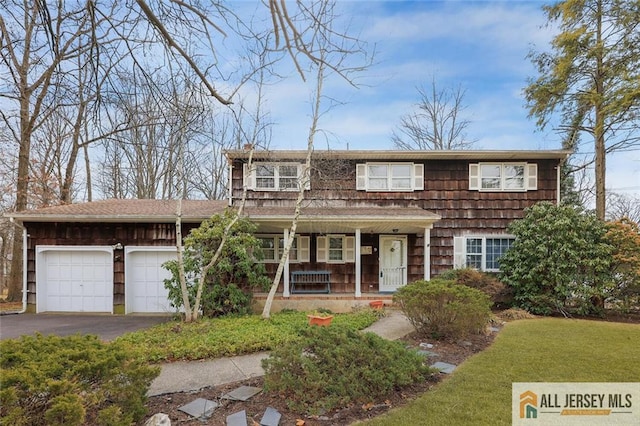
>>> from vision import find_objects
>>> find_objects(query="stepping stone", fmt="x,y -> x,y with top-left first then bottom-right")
260,407 -> 281,426
178,398 -> 218,420
430,362 -> 457,374
490,326 -> 501,332
221,385 -> 262,401
226,410 -> 248,426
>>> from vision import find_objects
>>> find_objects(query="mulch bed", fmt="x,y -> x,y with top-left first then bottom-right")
142,329 -> 498,425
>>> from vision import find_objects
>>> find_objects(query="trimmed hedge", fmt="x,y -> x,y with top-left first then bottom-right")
394,279 -> 492,339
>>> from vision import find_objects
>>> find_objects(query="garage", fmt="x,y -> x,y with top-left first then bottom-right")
36,247 -> 114,313
125,247 -> 177,314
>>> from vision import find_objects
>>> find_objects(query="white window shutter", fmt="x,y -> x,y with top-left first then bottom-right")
453,236 -> 466,269
299,236 -> 310,262
316,236 -> 327,262
413,163 -> 424,190
469,164 -> 479,190
243,163 -> 255,190
356,164 -> 367,190
526,163 -> 538,190
345,236 -> 355,262
298,164 -> 311,190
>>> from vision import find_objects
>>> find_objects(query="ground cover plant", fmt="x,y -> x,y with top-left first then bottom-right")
0,334 -> 159,426
362,318 -> 640,426
262,326 -> 433,415
115,309 -> 380,363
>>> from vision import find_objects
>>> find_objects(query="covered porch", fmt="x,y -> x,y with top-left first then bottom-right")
244,203 -> 441,303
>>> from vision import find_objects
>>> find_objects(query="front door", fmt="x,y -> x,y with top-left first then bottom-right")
379,235 -> 407,292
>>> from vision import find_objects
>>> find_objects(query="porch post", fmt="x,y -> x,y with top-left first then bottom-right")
424,227 -> 431,281
283,228 -> 291,297
355,228 -> 362,297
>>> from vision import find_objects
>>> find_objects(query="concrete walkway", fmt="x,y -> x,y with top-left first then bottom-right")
148,310 -> 414,396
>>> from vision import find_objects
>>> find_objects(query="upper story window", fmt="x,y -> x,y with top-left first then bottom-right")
257,235 -> 310,263
245,162 -> 310,191
469,163 -> 537,192
356,163 -> 424,192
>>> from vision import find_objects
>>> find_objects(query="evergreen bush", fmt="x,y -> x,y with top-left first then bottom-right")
262,326 -> 431,415
394,279 -> 492,339
0,334 -> 159,426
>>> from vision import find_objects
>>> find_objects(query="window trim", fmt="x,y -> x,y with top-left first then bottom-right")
244,162 -> 310,192
356,162 -> 424,192
469,162 -> 537,192
453,235 -> 515,272
317,234 -> 356,264
256,234 -> 310,263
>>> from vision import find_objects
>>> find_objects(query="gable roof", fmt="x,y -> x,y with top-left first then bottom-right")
225,149 -> 572,161
7,199 -> 228,223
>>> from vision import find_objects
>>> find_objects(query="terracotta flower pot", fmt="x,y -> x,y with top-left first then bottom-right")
369,300 -> 384,309
307,314 -> 334,326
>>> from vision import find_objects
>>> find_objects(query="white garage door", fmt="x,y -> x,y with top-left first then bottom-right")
37,248 -> 113,313
125,248 -> 177,314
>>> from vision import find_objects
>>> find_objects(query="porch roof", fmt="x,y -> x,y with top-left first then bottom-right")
244,205 -> 440,234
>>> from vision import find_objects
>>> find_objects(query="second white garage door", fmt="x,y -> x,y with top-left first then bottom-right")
125,247 -> 177,314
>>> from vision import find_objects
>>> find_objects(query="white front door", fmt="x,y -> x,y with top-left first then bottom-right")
379,235 -> 407,292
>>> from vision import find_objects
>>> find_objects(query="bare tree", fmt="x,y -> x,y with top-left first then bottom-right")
261,0 -> 371,318
607,193 -> 640,224
392,78 -> 475,150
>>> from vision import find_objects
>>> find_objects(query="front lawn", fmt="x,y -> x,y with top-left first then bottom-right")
116,309 -> 380,363
363,318 -> 640,425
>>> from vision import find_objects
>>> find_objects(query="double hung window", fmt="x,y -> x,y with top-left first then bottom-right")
454,236 -> 515,272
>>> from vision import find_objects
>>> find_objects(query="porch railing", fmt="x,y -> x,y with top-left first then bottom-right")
381,266 -> 406,289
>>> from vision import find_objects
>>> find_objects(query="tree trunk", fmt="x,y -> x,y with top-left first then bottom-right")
594,0 -> 606,220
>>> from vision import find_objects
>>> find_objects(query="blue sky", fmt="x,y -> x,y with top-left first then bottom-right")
254,0 -> 639,198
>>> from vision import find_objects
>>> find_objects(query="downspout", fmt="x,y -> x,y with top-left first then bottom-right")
8,217 -> 28,314
556,162 -> 561,206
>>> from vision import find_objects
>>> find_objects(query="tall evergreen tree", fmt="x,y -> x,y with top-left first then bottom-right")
525,0 -> 640,219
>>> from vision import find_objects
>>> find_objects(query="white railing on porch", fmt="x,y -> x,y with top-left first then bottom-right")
381,266 -> 406,290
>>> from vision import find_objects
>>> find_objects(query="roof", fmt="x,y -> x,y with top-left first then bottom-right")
7,199 -> 228,223
225,149 -> 572,161
6,199 -> 440,234
244,205 -> 440,234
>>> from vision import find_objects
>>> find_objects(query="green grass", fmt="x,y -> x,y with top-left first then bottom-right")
362,318 -> 640,426
115,309 -> 380,363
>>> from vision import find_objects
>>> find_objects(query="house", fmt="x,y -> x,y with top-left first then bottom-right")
8,149 -> 570,314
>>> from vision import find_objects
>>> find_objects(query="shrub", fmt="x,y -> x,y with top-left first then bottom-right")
438,268 -> 513,308
499,202 -> 613,316
262,326 -> 431,415
394,279 -> 492,339
0,334 -> 159,426
163,209 -> 271,318
604,218 -> 640,313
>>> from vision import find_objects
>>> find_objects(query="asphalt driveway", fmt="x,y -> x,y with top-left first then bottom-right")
0,313 -> 172,341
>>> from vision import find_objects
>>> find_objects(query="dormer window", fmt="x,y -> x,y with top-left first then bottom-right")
356,162 -> 424,192
245,162 -> 310,191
